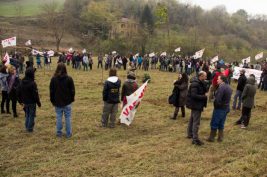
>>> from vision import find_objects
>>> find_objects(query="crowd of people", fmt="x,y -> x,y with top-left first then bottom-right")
0,50 -> 267,144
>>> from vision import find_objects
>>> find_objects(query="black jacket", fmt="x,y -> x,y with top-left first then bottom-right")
237,74 -> 247,91
17,78 -> 41,106
50,75 -> 75,107
186,78 -> 207,111
103,76 -> 121,104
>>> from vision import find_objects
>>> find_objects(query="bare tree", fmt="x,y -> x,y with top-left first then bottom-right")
40,0 -> 65,51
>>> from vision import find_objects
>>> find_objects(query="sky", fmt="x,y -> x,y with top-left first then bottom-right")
179,0 -> 267,15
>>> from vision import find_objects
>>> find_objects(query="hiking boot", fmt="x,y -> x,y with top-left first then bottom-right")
206,129 -> 217,142
170,113 -> 178,120
192,139 -> 204,146
240,124 -> 247,129
217,130 -> 224,142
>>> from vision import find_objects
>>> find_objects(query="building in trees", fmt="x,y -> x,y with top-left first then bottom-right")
109,18 -> 139,39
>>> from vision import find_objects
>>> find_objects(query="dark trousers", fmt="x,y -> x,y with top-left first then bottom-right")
123,64 -> 127,70
101,102 -> 118,127
97,62 -> 103,68
89,64 -> 93,70
187,110 -> 202,140
24,104 -> 36,131
237,107 -> 252,126
10,97 -> 17,115
174,106 -> 185,117
1,91 -> 10,112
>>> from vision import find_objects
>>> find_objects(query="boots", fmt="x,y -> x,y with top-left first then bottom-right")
218,129 -> 224,142
170,113 -> 178,120
206,129 -> 217,142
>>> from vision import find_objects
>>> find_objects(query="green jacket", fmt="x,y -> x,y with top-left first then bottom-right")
242,77 -> 257,108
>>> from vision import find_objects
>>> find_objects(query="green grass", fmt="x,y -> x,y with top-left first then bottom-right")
0,59 -> 267,176
0,0 -> 65,17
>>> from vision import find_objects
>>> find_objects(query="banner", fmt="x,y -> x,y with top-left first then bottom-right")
255,52 -> 263,60
210,56 -> 219,63
193,48 -> 205,59
242,56 -> 251,63
2,52 -> 10,65
25,40 -> 31,46
32,49 -> 43,56
174,47 -> 181,52
119,81 -> 149,126
47,50 -> 54,57
232,67 -> 262,84
1,37 -> 16,48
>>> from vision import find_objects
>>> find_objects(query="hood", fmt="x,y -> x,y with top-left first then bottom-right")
190,76 -> 199,83
247,77 -> 256,85
107,76 -> 119,83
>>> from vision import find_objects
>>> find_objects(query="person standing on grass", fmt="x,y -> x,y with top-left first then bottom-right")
101,68 -> 121,128
121,71 -> 138,107
0,66 -> 10,114
170,73 -> 189,119
207,75 -> 232,142
232,69 -> 247,110
17,68 -> 41,132
50,63 -> 75,138
82,53 -> 89,71
36,53 -> 42,69
235,75 -> 257,128
186,71 -> 208,146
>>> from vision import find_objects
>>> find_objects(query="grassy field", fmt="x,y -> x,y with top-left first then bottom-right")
0,59 -> 267,176
0,0 -> 65,17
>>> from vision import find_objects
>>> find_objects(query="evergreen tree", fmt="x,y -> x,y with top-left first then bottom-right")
140,4 -> 154,34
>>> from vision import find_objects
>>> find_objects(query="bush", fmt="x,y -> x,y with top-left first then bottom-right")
142,73 -> 151,83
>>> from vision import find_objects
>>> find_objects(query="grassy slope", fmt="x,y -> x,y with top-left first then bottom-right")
0,0 -> 65,17
0,59 -> 267,176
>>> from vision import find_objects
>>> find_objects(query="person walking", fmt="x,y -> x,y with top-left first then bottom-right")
207,75 -> 232,142
235,75 -> 257,128
232,69 -> 247,110
49,63 -> 75,138
186,71 -> 208,146
101,68 -> 121,128
170,73 -> 189,119
17,68 -> 41,132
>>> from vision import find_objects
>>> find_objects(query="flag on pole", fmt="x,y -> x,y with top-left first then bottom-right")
174,47 -> 181,52
1,37 -> 16,48
255,52 -> 263,60
193,48 -> 205,59
82,49 -> 86,54
68,47 -> 73,52
47,50 -> 55,57
242,56 -> 251,63
112,51 -> 117,55
160,52 -> 167,56
119,80 -> 149,126
3,52 -> 10,66
25,40 -> 31,46
149,52 -> 155,57
32,49 -> 43,56
210,56 -> 219,63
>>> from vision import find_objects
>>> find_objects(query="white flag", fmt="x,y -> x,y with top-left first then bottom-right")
255,52 -> 263,60
160,52 -> 167,56
3,52 -> 10,66
135,53 -> 139,57
68,47 -> 73,52
211,56 -> 219,63
112,51 -> 117,55
82,49 -> 86,54
149,52 -> 155,57
119,81 -> 149,126
1,37 -> 16,48
242,56 -> 251,63
174,47 -> 181,52
25,40 -> 31,46
194,48 -> 205,59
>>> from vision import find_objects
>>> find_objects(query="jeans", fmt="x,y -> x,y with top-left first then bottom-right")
25,104 -> 36,132
55,104 -> 72,137
232,90 -> 242,109
187,110 -> 202,140
210,109 -> 227,130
